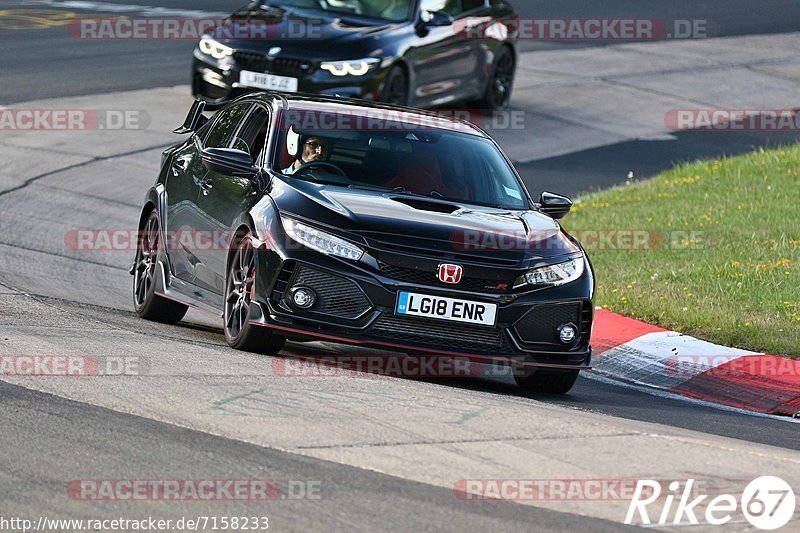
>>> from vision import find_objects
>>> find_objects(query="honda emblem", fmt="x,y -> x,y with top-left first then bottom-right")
437,263 -> 463,284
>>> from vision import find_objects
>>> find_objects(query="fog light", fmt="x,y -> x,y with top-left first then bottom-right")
558,323 -> 578,344
290,287 -> 316,309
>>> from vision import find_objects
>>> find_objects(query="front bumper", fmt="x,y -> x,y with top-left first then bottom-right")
248,242 -> 593,370
192,51 -> 386,103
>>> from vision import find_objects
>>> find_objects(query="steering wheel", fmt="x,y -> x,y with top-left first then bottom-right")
294,161 -> 349,181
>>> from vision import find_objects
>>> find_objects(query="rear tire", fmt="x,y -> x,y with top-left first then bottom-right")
514,368 -> 579,394
223,231 -> 286,355
132,210 -> 188,324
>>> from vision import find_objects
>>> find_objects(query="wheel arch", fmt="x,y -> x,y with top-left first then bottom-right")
137,200 -> 156,229
137,186 -> 166,229
226,221 -> 255,272
496,42 -> 516,76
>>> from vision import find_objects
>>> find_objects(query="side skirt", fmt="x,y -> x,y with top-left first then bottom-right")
153,260 -> 224,318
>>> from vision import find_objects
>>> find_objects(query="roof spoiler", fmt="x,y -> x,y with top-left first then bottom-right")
173,99 -> 227,134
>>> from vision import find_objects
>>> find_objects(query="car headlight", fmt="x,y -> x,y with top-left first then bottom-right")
320,58 -> 380,77
283,218 -> 364,261
199,37 -> 233,60
523,257 -> 584,287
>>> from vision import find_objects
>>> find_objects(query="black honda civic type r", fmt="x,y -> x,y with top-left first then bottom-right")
132,93 -> 594,393
192,0 -> 517,109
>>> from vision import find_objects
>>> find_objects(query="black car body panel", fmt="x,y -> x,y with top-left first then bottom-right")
192,0 -> 518,108
135,93 -> 594,372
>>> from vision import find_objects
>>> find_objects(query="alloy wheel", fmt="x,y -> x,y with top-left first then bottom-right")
489,53 -> 514,110
225,237 -> 256,340
134,214 -> 159,307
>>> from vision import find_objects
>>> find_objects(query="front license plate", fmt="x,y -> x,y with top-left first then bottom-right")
395,291 -> 497,326
239,70 -> 298,92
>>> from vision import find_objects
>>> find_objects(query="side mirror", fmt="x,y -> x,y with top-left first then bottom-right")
201,147 -> 259,179
416,10 -> 454,35
539,191 -> 572,220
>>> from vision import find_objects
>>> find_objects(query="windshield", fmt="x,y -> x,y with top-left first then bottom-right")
273,110 -> 531,210
264,0 -> 415,22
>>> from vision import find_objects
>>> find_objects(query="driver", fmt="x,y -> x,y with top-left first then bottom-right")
282,131 -> 329,175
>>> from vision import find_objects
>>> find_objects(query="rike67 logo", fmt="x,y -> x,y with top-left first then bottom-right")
626,476 -> 796,530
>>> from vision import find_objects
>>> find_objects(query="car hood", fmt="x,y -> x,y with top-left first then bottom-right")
272,181 -> 582,264
210,3 -> 400,55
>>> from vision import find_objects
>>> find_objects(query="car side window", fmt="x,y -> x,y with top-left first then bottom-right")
233,105 -> 271,166
202,103 -> 252,149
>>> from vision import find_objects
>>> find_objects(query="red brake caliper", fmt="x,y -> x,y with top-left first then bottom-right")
249,267 -> 256,300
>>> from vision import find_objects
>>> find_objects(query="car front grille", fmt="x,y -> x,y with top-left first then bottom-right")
378,261 -> 516,293
233,52 -> 312,77
513,301 -> 587,348
370,314 -> 505,352
289,266 -> 372,319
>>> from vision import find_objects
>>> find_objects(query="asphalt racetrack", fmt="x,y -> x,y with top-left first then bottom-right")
1,1 -> 799,531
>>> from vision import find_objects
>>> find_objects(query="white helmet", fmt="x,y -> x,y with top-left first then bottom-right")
286,126 -> 301,158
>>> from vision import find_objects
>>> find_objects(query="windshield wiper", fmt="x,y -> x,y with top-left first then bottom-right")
392,187 -> 450,201
346,183 -> 390,192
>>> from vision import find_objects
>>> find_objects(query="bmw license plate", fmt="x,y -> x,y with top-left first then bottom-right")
239,70 -> 298,92
395,291 -> 497,326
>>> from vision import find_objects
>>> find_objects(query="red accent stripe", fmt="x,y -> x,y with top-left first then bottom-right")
250,321 -> 591,370
591,309 -> 666,355
670,355 -> 800,416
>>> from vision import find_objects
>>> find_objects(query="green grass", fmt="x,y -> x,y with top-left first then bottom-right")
562,145 -> 800,357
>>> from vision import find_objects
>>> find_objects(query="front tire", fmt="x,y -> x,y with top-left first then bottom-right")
380,66 -> 409,106
475,47 -> 515,111
133,210 -> 188,324
514,367 -> 579,394
224,232 -> 286,354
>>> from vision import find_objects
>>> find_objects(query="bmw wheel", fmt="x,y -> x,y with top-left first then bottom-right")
133,210 -> 188,324
476,47 -> 515,111
224,231 -> 286,354
380,66 -> 409,106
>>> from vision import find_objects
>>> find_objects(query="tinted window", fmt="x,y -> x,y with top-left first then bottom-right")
270,0 -> 414,22
232,106 -> 271,164
203,103 -> 251,149
274,110 -> 529,210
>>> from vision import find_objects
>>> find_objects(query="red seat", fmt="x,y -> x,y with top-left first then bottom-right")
384,151 -> 470,200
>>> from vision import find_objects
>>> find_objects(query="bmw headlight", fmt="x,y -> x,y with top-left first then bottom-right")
522,257 -> 584,287
320,58 -> 380,77
199,37 -> 233,60
283,218 -> 364,261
